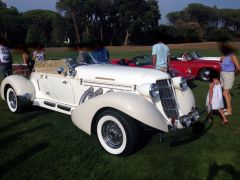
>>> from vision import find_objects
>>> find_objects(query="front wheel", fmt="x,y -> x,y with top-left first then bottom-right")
96,109 -> 139,156
199,68 -> 211,81
6,87 -> 24,112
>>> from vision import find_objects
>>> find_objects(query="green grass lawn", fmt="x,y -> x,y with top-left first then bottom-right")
1,46 -> 240,179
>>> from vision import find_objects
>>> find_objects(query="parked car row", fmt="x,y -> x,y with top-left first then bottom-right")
112,52 -> 221,82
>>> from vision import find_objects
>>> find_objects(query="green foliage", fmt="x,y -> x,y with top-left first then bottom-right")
206,29 -> 233,41
167,3 -> 240,41
56,0 -> 160,45
25,25 -> 46,45
0,0 -> 6,8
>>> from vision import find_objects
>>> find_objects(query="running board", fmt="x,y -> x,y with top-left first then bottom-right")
43,101 -> 72,112
57,104 -> 71,112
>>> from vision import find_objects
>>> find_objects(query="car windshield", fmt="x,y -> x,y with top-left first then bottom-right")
192,52 -> 202,58
69,51 -> 109,67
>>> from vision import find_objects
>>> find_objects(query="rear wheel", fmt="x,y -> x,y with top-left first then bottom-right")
96,109 -> 139,156
6,87 -> 24,112
199,68 -> 211,81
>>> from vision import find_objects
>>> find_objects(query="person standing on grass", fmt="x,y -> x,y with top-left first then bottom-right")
33,45 -> 45,61
152,36 -> 170,73
219,42 -> 240,116
22,46 -> 34,70
0,37 -> 12,81
206,72 -> 228,124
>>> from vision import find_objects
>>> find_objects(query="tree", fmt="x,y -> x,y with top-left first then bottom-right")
56,0 -> 85,42
23,10 -> 64,46
0,0 -> 6,8
25,25 -> 46,45
112,0 -> 160,45
0,5 -> 25,46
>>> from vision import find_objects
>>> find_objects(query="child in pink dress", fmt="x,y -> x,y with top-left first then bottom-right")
206,72 -> 228,124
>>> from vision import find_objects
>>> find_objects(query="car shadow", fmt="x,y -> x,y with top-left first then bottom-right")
135,109 -> 212,153
0,124 -> 52,150
206,162 -> 240,180
0,142 -> 49,176
169,109 -> 212,147
188,81 -> 198,89
0,110 -> 51,134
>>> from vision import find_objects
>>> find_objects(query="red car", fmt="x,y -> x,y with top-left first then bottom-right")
111,55 -> 195,81
170,52 -> 221,81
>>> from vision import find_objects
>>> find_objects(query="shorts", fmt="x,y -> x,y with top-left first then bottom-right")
220,71 -> 235,89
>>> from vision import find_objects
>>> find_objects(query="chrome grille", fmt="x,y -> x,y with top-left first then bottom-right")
156,79 -> 179,119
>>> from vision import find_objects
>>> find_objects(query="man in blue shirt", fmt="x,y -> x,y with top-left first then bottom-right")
91,40 -> 109,63
152,38 -> 170,72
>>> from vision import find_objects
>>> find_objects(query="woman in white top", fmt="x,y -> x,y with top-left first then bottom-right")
206,72 -> 228,124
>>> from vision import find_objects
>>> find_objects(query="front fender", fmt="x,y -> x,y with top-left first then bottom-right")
71,92 -> 169,135
0,75 -> 35,101
175,88 -> 195,115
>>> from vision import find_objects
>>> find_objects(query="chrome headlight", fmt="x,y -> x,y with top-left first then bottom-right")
149,83 -> 159,98
189,110 -> 200,122
179,115 -> 192,127
180,77 -> 188,91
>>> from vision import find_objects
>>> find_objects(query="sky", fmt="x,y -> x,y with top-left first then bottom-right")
2,0 -> 240,24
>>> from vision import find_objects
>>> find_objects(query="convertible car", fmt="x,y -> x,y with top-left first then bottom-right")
1,57 -> 199,156
190,52 -> 221,61
170,52 -> 221,81
111,55 -> 195,81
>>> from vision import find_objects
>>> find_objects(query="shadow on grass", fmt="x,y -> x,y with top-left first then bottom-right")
207,162 -> 240,180
0,142 -> 49,176
188,81 -> 198,89
169,110 -> 213,147
0,109 -> 51,134
0,124 -> 52,149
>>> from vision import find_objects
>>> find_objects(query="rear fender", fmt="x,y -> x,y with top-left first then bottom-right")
71,92 -> 169,135
0,75 -> 35,101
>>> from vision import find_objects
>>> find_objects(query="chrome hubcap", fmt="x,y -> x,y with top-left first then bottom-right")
202,71 -> 210,81
8,91 -> 17,109
102,121 -> 123,149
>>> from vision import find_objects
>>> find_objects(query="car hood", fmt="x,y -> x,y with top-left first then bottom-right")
75,64 -> 170,86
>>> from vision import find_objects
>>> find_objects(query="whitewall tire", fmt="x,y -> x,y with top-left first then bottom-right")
96,110 -> 139,156
6,87 -> 24,113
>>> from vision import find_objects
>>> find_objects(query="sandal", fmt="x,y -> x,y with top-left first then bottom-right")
224,112 -> 232,116
222,121 -> 228,125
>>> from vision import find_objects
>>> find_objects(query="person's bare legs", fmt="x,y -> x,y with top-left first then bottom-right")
223,89 -> 232,114
218,109 -> 228,124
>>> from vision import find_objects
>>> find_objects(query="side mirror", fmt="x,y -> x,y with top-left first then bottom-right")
57,67 -> 64,74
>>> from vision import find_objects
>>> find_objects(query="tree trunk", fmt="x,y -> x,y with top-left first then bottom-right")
100,25 -> 103,41
86,26 -> 90,35
123,29 -> 131,46
72,12 -> 80,42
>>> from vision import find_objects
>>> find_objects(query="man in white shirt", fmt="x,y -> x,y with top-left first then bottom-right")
152,38 -> 170,72
0,37 -> 12,81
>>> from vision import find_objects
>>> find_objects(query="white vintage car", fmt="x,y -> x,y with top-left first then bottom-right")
0,58 -> 199,156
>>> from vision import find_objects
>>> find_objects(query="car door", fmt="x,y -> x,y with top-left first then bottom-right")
46,74 -> 75,105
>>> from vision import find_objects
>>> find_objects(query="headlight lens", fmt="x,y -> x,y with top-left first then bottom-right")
179,115 -> 192,127
189,110 -> 200,122
180,77 -> 188,91
149,83 -> 159,98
